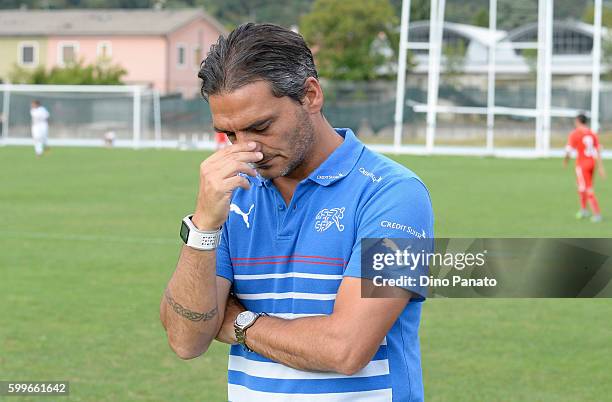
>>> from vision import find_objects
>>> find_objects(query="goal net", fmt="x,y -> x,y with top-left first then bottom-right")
0,84 -> 160,148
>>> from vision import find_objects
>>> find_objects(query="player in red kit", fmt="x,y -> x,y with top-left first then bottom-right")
564,114 -> 606,222
215,131 -> 229,150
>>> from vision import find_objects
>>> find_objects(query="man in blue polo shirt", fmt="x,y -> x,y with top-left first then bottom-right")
160,23 -> 433,402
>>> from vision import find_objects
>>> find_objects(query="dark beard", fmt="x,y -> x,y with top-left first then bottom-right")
279,109 -> 316,177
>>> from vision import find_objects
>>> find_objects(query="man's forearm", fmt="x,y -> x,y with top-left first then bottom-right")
160,245 -> 220,359
244,315 -> 367,375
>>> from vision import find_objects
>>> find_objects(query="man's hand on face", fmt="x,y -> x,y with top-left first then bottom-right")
215,294 -> 246,345
193,141 -> 263,230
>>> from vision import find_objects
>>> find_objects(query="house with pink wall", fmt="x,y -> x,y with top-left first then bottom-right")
0,9 -> 227,97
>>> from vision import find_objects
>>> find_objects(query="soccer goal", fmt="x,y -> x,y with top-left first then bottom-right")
0,84 -> 161,148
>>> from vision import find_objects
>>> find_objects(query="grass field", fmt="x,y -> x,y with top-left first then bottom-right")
1,146 -> 611,401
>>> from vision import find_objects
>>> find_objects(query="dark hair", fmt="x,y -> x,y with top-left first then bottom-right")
198,23 -> 318,103
32,100 -> 40,106
576,113 -> 588,124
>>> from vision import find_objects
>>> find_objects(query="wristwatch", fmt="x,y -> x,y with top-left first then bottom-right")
179,214 -> 221,251
234,311 -> 266,352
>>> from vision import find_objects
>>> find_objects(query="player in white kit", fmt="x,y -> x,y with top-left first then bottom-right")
30,100 -> 50,157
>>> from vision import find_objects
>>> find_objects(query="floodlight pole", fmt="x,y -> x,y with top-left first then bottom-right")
542,0 -> 553,155
1,83 -> 10,141
393,0 -> 412,152
486,0 -> 497,153
591,0 -> 603,133
425,0 -> 446,153
536,0 -> 543,152
535,0 -> 553,155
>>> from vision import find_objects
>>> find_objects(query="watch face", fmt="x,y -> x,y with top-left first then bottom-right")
180,220 -> 190,243
236,311 -> 257,327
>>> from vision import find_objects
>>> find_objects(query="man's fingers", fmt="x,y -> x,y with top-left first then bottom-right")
217,141 -> 258,157
204,144 -> 263,167
223,151 -> 265,164
202,151 -> 263,174
214,160 -> 258,179
223,175 -> 251,192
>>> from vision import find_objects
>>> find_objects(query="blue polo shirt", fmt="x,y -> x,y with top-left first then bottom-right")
216,128 -> 433,402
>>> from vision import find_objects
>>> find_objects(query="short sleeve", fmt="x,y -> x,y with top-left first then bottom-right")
216,224 -> 234,283
344,176 -> 434,298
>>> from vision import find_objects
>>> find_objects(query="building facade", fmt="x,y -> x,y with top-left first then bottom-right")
0,9 -> 227,97
405,20 -> 610,78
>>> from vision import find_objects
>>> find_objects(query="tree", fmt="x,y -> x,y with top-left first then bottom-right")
582,4 -> 612,27
300,0 -> 398,81
442,40 -> 466,81
472,8 -> 488,28
388,0 -> 430,22
197,0 -> 313,28
9,58 -> 126,85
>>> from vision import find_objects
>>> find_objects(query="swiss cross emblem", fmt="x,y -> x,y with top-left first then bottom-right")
315,207 -> 345,232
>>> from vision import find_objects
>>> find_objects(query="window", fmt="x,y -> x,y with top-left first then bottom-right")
553,29 -> 592,55
62,45 -> 75,63
97,41 -> 112,58
177,44 -> 186,68
58,41 -> 79,65
193,45 -> 202,69
510,26 -> 593,56
18,42 -> 38,66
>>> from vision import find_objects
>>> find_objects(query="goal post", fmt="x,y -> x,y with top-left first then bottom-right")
0,84 -> 161,148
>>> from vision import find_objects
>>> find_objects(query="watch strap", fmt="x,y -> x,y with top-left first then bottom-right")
235,312 -> 268,352
181,214 -> 221,251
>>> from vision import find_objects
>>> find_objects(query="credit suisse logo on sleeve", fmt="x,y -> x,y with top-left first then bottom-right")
381,219 -> 426,239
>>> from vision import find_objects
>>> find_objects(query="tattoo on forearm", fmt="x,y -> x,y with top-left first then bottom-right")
165,289 -> 218,322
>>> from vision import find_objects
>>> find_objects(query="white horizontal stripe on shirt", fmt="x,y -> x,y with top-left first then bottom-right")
228,355 -> 389,380
235,292 -> 337,301
228,384 -> 392,402
234,272 -> 343,280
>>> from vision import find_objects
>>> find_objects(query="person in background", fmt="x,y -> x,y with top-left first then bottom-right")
30,100 -> 50,157
214,131 -> 229,150
564,113 -> 606,222
104,131 -> 116,148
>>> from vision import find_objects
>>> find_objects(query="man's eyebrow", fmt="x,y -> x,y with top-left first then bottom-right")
214,117 -> 274,134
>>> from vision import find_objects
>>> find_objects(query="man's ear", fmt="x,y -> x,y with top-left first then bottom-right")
302,77 -> 324,115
